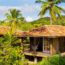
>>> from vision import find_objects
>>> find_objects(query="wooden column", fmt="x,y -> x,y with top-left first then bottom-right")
50,43 -> 53,55
43,37 -> 45,53
34,57 -> 37,63
50,38 -> 59,55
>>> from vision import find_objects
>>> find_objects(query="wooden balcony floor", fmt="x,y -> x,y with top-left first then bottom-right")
24,51 -> 51,57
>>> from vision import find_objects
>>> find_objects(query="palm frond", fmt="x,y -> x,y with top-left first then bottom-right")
39,2 -> 50,17
55,5 -> 65,13
5,13 -> 12,20
53,5 -> 65,17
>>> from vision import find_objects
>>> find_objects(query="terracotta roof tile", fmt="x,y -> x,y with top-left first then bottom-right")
0,26 -> 26,37
27,25 -> 65,37
0,25 -> 65,37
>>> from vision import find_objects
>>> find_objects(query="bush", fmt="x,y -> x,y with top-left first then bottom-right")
0,34 -> 28,65
38,54 -> 65,65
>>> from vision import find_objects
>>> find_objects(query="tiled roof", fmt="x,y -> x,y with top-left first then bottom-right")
0,25 -> 65,37
27,25 -> 65,37
0,26 -> 26,37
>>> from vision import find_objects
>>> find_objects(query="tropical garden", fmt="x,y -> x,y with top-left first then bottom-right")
0,0 -> 65,65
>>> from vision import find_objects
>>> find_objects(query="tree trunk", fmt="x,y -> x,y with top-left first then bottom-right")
50,17 -> 53,25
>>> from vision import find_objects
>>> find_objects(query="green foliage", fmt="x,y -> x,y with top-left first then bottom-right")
31,17 -> 50,25
59,55 -> 65,65
6,9 -> 24,20
36,0 -> 65,24
5,9 -> 25,34
20,22 -> 33,31
0,34 -> 28,65
38,55 -> 65,65
0,16 -> 65,31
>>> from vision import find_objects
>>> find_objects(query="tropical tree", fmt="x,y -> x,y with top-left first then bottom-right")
6,9 -> 24,34
0,32 -> 28,65
36,0 -> 65,24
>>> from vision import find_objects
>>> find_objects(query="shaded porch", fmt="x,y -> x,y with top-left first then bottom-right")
21,37 -> 65,56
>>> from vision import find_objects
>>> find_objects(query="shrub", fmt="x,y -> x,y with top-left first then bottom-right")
0,34 -> 28,65
38,54 -> 65,65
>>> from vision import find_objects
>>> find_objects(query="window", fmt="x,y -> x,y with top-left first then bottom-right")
43,38 -> 51,53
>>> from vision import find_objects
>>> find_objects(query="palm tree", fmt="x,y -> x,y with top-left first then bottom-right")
6,9 -> 24,34
36,0 -> 65,24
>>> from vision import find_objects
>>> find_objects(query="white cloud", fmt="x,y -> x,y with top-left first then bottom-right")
0,4 -> 40,14
25,16 -> 39,22
21,4 -> 40,13
0,4 -> 40,20
25,16 -> 34,22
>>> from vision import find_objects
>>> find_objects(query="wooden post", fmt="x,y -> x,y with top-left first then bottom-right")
34,57 -> 37,63
43,37 -> 44,53
50,38 -> 59,55
50,43 -> 53,55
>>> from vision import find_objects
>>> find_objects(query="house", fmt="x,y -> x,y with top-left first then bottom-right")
1,25 -> 65,62
20,25 -> 65,62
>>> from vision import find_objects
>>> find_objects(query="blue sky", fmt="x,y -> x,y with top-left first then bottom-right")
0,0 -> 65,21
